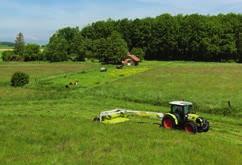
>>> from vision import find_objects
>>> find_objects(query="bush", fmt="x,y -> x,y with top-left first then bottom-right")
131,48 -> 145,60
23,44 -> 41,61
11,72 -> 30,87
2,51 -> 15,61
2,51 -> 25,62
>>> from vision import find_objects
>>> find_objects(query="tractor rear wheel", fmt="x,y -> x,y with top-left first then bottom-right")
162,116 -> 175,129
184,122 -> 197,134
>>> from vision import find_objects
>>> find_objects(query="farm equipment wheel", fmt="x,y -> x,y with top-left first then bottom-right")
162,116 -> 175,129
93,116 -> 100,122
184,122 -> 197,134
202,119 -> 209,132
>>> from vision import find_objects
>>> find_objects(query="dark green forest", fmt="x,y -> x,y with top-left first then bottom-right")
2,13 -> 242,63
81,13 -> 242,62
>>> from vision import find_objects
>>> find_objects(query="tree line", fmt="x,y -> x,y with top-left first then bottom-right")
82,13 -> 242,62
0,42 -> 14,47
2,13 -> 242,63
2,32 -> 44,62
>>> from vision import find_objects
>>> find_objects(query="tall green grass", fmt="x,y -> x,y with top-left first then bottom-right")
0,96 -> 241,164
0,61 -> 241,164
88,62 -> 242,116
0,62 -> 94,102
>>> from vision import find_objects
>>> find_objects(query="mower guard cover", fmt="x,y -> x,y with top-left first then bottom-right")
95,108 -> 164,124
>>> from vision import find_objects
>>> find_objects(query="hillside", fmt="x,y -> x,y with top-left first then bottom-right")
0,61 -> 241,164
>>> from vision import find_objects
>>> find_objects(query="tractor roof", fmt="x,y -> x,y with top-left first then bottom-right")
169,101 -> 192,106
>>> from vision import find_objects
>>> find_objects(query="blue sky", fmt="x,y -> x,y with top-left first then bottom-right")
0,0 -> 242,44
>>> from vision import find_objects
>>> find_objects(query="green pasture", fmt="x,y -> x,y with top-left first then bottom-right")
0,61 -> 241,164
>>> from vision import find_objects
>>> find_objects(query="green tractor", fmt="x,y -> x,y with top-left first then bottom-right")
162,101 -> 209,133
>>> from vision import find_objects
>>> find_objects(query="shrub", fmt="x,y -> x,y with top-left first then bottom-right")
11,72 -> 30,87
23,44 -> 41,61
2,51 -> 15,61
2,51 -> 25,62
37,52 -> 47,61
131,48 -> 145,60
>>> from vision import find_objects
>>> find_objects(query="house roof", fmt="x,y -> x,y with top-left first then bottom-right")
127,53 -> 140,62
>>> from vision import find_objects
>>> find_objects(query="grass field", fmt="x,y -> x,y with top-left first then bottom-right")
0,61 -> 241,164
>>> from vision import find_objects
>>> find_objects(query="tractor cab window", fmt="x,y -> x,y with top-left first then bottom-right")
184,105 -> 192,114
171,105 -> 183,114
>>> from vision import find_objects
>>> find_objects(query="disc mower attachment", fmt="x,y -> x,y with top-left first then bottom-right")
94,108 -> 164,124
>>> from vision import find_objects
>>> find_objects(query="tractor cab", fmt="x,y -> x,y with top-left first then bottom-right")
169,101 -> 193,115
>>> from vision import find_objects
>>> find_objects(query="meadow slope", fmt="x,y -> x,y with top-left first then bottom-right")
0,61 -> 241,164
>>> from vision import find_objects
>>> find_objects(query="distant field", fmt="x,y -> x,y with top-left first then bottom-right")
0,48 -> 13,51
0,61 -> 241,164
0,44 -> 13,49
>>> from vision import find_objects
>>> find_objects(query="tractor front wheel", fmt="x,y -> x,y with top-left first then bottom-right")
201,119 -> 209,132
184,122 -> 197,134
162,116 -> 175,129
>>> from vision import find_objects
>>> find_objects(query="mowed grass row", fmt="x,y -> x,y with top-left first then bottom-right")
37,64 -> 150,90
0,62 -> 241,164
